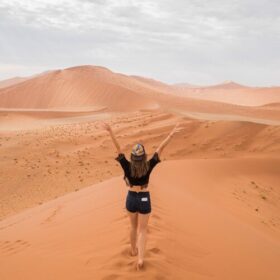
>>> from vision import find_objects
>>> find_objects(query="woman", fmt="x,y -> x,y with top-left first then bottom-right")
103,122 -> 182,270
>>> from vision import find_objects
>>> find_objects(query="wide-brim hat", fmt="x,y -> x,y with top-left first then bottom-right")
131,143 -> 146,161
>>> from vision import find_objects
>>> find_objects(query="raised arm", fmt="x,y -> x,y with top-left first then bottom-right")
155,122 -> 182,157
102,122 -> 123,154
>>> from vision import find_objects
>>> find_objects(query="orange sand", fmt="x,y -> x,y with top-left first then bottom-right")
173,81 -> 280,106
0,65 -> 279,279
0,77 -> 29,89
0,158 -> 279,279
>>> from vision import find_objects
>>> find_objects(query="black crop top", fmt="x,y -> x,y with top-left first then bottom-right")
115,152 -> 161,187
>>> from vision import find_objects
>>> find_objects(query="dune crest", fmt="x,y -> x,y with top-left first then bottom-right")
1,65 -> 280,111
0,77 -> 29,89
0,66 -> 158,111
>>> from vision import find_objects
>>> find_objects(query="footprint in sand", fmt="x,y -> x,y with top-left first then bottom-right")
41,206 -> 62,225
120,247 -> 134,258
152,213 -> 161,220
0,240 -> 30,256
102,274 -> 121,280
149,247 -> 161,254
113,258 -> 135,269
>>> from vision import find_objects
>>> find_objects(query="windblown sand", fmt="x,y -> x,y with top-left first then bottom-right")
0,66 -> 279,279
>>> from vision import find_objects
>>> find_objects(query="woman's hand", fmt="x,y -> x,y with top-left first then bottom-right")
155,122 -> 184,156
170,122 -> 183,137
100,121 -> 122,154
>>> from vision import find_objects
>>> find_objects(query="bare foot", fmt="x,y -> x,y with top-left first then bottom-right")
130,247 -> 138,256
136,259 -> 144,271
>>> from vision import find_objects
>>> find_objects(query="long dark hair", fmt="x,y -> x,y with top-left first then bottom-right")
130,153 -> 150,178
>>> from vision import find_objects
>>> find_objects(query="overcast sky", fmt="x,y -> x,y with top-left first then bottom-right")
0,0 -> 279,86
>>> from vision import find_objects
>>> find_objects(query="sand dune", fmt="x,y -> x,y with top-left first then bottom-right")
195,80 -> 247,89
261,102 -> 280,110
0,65 -> 280,279
1,110 -> 279,220
0,66 -> 279,120
0,77 -> 29,89
173,82 -> 280,106
127,76 -> 280,106
0,108 -> 109,131
0,66 -> 158,111
0,158 -> 279,280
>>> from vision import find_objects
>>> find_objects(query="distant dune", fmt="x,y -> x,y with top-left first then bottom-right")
0,65 -> 279,122
261,102 -> 280,109
0,66 -> 158,111
0,77 -> 29,89
173,81 -> 280,106
175,80 -> 247,89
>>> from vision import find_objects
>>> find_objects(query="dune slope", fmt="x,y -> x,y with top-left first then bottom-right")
0,66 -> 158,111
0,65 -> 279,123
1,110 -> 280,220
0,158 -> 279,280
173,82 -> 280,106
0,77 -> 29,89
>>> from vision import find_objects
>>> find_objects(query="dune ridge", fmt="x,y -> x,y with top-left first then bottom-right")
173,82 -> 280,106
0,77 -> 29,89
0,66 -> 280,119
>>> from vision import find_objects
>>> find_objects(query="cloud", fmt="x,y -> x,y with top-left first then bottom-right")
0,0 -> 279,85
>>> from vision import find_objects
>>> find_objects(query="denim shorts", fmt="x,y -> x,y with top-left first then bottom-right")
126,190 -> 151,214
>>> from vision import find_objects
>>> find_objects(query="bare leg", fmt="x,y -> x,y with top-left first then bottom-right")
137,213 -> 150,270
127,211 -> 138,256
